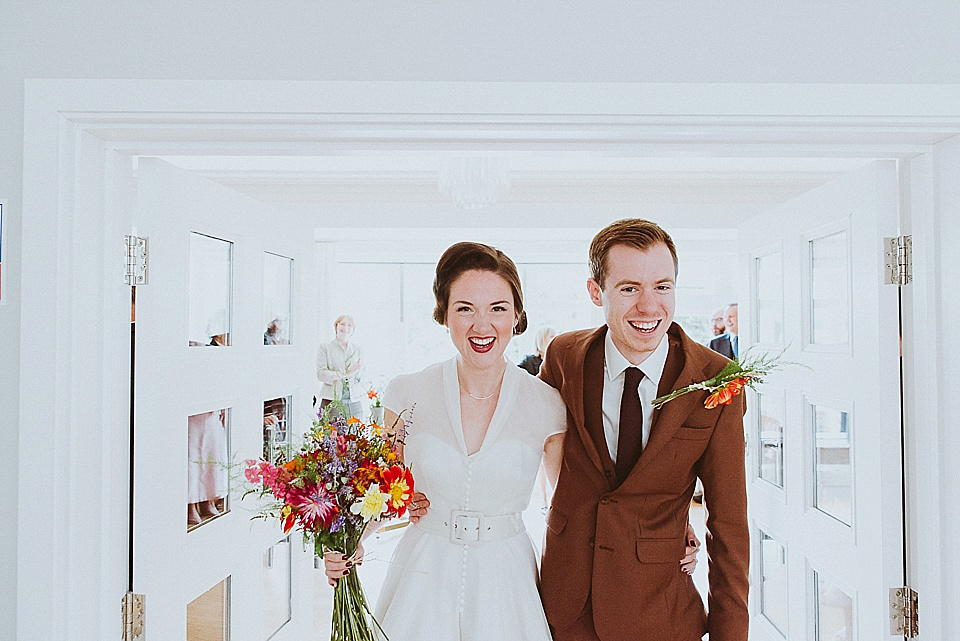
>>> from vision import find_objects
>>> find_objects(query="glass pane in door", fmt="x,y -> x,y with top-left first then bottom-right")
759,530 -> 787,636
814,571 -> 854,641
810,402 -> 853,526
188,408 -> 231,530
757,391 -> 785,488
263,397 -> 292,464
755,251 -> 784,345
189,233 -> 233,347
263,252 -> 293,345
808,231 -> 850,347
262,538 -> 292,638
188,577 -> 230,641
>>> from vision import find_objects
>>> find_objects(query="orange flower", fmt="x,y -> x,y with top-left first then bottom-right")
367,389 -> 378,400
352,462 -> 381,496
704,379 -> 747,409
283,458 -> 304,473
347,417 -> 362,425
704,389 -> 727,409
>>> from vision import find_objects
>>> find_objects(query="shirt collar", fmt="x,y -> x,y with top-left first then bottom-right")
604,328 -> 669,388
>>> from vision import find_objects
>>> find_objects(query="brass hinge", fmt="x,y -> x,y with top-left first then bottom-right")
889,586 -> 919,638
121,592 -> 145,641
883,235 -> 912,285
124,235 -> 148,286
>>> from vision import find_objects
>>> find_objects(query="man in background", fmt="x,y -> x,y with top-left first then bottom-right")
709,303 -> 738,360
709,307 -> 726,338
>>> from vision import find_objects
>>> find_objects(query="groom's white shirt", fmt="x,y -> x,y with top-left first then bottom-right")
601,330 -> 669,463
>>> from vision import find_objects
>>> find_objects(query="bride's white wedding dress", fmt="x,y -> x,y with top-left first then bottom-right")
375,357 -> 566,641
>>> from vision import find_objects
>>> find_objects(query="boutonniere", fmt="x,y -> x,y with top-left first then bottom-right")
652,349 -> 787,410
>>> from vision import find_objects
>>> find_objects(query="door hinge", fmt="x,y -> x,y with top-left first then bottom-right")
121,591 -> 145,641
124,235 -> 148,286
884,235 -> 912,285
889,586 -> 919,638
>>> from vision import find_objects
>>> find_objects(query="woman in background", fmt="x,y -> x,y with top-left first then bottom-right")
316,314 -> 364,418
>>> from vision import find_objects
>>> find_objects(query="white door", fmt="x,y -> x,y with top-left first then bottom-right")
739,161 -> 904,641
133,158 -> 317,640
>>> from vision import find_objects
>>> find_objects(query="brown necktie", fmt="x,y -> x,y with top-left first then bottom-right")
615,367 -> 644,485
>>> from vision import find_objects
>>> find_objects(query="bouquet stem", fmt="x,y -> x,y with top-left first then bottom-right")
319,539 -> 387,641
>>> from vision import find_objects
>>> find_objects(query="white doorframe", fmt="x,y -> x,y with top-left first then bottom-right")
18,80 -> 960,641
900,136 -> 960,641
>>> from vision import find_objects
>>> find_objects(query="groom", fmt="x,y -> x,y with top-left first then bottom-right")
538,219 -> 749,641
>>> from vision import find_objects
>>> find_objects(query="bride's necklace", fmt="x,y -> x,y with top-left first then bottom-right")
465,389 -> 497,401
460,369 -> 505,401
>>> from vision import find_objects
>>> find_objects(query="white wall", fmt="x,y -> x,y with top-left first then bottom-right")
3,3 -> 960,639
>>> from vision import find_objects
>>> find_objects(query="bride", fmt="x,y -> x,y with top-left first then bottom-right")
325,241 -> 696,640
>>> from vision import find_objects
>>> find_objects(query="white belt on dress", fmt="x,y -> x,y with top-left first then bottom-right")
416,509 -> 525,545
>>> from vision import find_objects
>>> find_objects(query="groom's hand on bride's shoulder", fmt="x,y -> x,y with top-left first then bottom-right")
408,492 -> 430,523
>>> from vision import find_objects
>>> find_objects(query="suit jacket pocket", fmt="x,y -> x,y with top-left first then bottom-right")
546,505 -> 568,535
635,537 -> 684,564
673,425 -> 713,440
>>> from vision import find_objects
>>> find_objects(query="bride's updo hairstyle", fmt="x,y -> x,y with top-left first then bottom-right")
433,242 -> 528,335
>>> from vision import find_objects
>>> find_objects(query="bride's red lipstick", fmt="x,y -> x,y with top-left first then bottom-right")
469,337 -> 495,353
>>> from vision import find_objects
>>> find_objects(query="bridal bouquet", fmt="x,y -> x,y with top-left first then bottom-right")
245,404 -> 414,641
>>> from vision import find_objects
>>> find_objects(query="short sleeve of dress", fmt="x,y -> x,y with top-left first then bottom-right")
524,378 -> 567,447
543,387 -> 567,441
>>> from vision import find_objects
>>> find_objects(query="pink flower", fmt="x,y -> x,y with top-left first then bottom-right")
289,484 -> 339,531
244,465 -> 262,483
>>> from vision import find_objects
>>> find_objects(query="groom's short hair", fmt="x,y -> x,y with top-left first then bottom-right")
432,241 -> 528,335
589,219 -> 679,288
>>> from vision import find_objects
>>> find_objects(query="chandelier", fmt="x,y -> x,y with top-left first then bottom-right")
437,158 -> 511,210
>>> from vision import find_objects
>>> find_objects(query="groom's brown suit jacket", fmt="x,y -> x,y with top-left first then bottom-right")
539,323 -> 749,641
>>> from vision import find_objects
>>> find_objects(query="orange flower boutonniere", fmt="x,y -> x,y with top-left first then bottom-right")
653,350 -> 787,410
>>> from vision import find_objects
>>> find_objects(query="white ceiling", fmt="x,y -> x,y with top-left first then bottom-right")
157,154 -> 877,225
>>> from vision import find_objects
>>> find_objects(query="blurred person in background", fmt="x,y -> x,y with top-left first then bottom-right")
316,314 -> 364,417
518,326 -> 556,375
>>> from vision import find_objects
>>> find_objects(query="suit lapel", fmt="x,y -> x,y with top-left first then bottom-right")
566,327 -> 609,479
583,332 -> 616,486
629,325 -> 709,478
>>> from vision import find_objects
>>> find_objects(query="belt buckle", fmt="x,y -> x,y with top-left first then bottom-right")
450,510 -> 484,545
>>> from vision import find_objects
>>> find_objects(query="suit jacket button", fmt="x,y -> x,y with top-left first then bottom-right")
588,536 -> 595,548
599,497 -> 610,505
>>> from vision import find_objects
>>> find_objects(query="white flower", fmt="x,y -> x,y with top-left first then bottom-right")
350,484 -> 390,521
